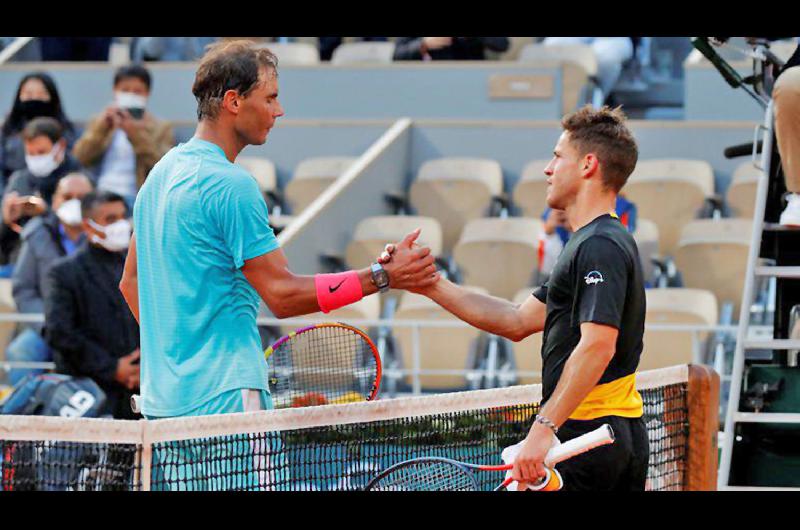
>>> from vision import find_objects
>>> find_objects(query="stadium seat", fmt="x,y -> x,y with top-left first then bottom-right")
285,157 -> 357,214
512,160 -> 550,218
633,218 -> 660,284
510,288 -> 543,384
641,288 -> 718,369
726,161 -> 760,218
518,43 -> 599,114
410,158 -> 504,254
236,156 -> 293,230
345,215 -> 443,270
452,217 -> 542,300
624,159 -> 715,257
331,42 -> 396,65
257,42 -> 320,65
392,287 -> 487,390
674,218 -> 752,317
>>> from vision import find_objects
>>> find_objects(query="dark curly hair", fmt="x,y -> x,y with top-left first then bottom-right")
561,105 -> 638,193
192,40 -> 278,121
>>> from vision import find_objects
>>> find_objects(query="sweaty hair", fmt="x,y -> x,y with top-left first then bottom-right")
81,190 -> 127,219
192,40 -> 279,121
113,63 -> 152,90
22,116 -> 63,144
561,105 -> 638,193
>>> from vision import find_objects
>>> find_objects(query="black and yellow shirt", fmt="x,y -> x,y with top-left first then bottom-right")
532,213 -> 645,420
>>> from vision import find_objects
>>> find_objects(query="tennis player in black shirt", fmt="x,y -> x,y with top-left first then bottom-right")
379,105 -> 647,491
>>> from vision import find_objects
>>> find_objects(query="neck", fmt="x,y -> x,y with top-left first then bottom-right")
194,119 -> 245,163
565,185 -> 617,232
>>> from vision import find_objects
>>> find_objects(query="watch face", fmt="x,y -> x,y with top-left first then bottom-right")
372,264 -> 390,289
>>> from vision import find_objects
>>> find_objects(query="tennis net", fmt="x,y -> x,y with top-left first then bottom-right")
0,364 -> 718,491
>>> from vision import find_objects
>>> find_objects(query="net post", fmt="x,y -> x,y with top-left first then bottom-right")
686,364 -> 720,490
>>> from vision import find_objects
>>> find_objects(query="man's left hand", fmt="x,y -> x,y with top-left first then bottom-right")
512,422 -> 554,489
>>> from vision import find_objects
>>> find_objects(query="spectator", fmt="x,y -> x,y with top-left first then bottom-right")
72,64 -> 175,209
6,173 -> 93,386
0,117 -> 84,266
319,37 -> 388,61
44,190 -> 139,420
1,72 -> 76,183
130,37 -> 218,62
39,38 -> 112,62
542,37 -> 635,97
393,37 -> 510,61
538,195 -> 637,278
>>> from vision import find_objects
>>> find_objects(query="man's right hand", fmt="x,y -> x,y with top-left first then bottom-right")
380,228 -> 439,292
115,349 -> 140,390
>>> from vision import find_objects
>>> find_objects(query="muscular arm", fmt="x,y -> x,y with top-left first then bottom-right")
241,248 -> 379,319
535,322 -> 618,427
119,234 -> 139,324
422,278 -> 546,341
242,231 -> 436,319
512,322 -> 618,483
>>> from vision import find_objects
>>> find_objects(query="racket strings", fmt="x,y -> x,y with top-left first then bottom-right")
369,460 -> 478,491
269,326 -> 379,408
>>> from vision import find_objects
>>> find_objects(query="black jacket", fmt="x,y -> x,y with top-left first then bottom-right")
393,37 -> 510,61
44,241 -> 139,419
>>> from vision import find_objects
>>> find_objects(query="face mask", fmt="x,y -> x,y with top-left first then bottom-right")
114,91 -> 148,111
25,144 -> 62,178
88,218 -> 131,252
56,199 -> 83,227
18,99 -> 55,120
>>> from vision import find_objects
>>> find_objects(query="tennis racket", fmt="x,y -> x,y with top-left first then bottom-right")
265,322 -> 382,409
364,423 -> 615,491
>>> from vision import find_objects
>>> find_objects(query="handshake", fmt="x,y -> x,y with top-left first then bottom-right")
374,228 -> 440,293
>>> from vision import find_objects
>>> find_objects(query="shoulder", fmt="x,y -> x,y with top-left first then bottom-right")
574,232 -> 632,266
204,162 -> 260,196
49,253 -> 78,279
20,215 -> 49,241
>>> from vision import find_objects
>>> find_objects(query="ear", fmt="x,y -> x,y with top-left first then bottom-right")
221,89 -> 242,116
581,153 -> 599,179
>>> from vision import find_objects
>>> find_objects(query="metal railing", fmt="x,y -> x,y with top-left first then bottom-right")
0,313 -> 757,398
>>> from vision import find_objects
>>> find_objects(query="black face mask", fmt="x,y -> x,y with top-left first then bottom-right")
18,99 -> 56,121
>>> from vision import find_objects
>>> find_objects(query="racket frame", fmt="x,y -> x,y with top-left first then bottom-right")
264,322 -> 383,403
364,423 -> 615,491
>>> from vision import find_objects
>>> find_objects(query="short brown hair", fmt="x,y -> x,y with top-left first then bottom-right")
561,105 -> 638,192
22,116 -> 63,143
192,40 -> 279,121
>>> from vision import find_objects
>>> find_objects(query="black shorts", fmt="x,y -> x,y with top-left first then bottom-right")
554,415 -> 649,491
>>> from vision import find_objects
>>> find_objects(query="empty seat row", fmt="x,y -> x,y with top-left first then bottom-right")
306,285 -> 722,391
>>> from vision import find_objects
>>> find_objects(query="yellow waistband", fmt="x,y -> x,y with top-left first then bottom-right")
569,372 -> 643,420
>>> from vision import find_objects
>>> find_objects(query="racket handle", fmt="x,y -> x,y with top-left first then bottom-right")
544,423 -> 614,467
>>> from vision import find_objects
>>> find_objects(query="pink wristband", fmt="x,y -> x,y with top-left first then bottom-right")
315,270 -> 364,314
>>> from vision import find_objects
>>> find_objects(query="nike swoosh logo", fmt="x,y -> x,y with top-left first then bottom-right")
329,279 -> 347,293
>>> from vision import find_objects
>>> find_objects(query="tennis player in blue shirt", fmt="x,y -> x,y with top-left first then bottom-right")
118,40 -> 438,490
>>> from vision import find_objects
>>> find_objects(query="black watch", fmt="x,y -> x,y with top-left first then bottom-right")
370,262 -> 390,293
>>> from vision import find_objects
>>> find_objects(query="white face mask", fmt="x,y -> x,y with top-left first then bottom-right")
55,199 -> 83,227
114,91 -> 148,110
25,144 -> 62,178
88,218 -> 131,252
